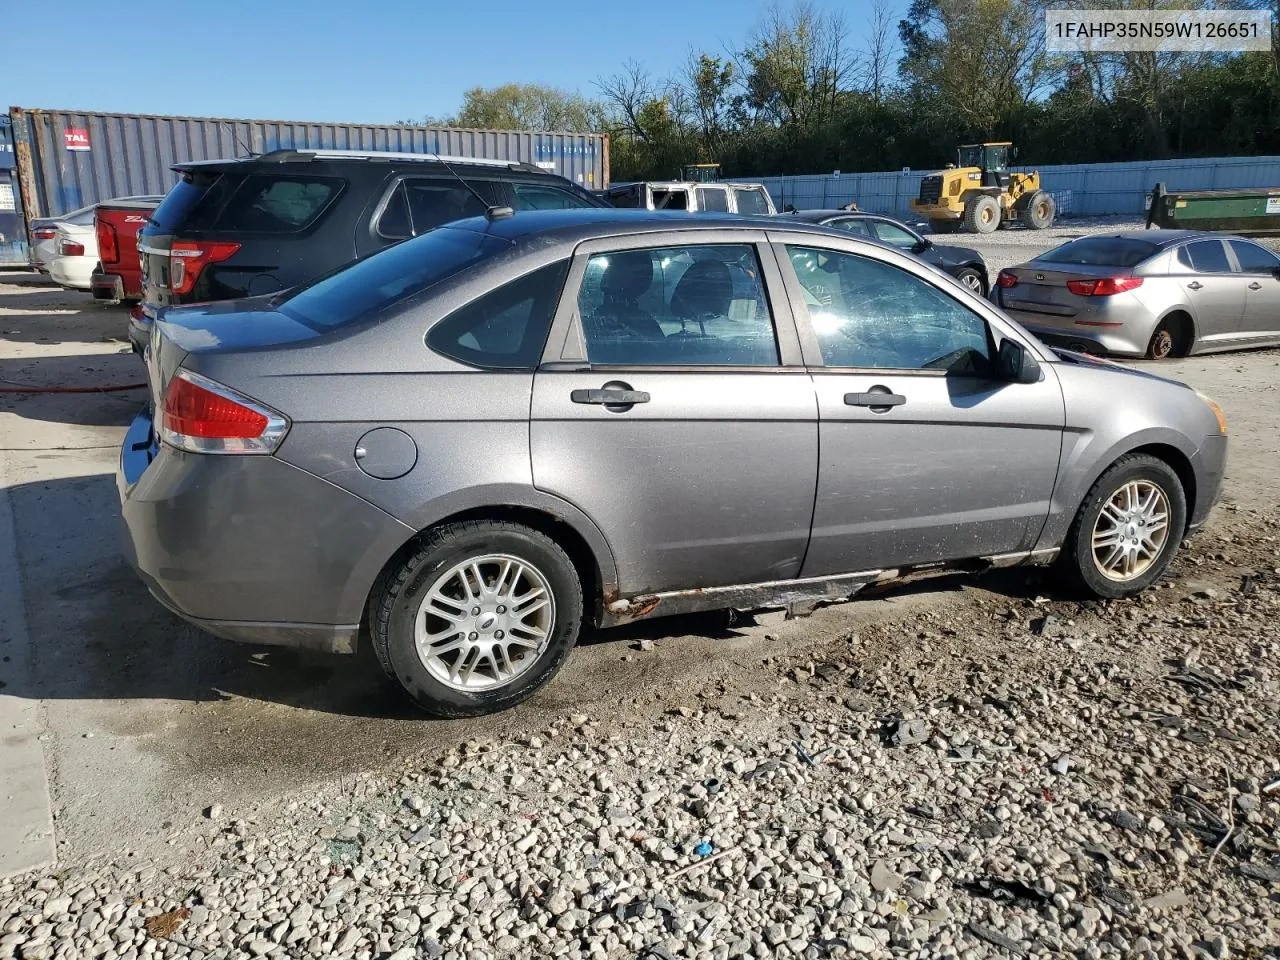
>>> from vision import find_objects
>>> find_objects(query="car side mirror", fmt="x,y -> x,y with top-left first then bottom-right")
1272,266 -> 1280,280
996,338 -> 1041,384
785,204 -> 796,213
912,239 -> 930,254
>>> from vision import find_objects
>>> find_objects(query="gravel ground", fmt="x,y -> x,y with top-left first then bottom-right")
3,520 -> 1278,959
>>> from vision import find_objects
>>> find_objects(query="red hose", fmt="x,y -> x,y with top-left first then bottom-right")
0,382 -> 147,394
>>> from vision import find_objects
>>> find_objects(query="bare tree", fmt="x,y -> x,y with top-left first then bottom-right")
863,0 -> 896,102
596,60 -> 661,142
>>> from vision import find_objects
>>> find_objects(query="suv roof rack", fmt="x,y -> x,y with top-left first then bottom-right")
256,148 -> 548,174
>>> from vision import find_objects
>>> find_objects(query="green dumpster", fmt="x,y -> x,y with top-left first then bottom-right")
1147,182 -> 1280,234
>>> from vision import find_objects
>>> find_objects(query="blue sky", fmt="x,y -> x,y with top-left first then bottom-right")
4,0 -> 894,125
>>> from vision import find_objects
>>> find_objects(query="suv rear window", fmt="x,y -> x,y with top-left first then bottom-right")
216,175 -> 342,233
278,226 -> 509,329
1040,237 -> 1158,268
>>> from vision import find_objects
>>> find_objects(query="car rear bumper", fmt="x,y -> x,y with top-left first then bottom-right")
117,408 -> 414,654
996,290 -> 1154,356
91,269 -> 125,302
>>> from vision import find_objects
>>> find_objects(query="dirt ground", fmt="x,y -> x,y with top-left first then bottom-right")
0,270 -> 1276,874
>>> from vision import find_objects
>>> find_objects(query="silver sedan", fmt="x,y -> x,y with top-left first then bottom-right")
993,230 -> 1280,359
118,211 -> 1228,717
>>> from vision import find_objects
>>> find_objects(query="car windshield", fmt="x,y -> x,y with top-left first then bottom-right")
1039,237 -> 1158,268
278,226 -> 510,329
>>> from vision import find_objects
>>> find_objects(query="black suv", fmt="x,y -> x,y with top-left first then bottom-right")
132,149 -> 606,350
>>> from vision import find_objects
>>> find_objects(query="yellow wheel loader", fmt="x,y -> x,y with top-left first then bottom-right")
911,142 -> 1055,235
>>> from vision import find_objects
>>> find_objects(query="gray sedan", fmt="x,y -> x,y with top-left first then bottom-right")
994,229 -> 1280,359
118,210 -> 1227,717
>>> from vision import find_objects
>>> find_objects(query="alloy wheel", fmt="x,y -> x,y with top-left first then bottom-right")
414,554 -> 555,691
961,273 -> 983,292
1090,480 -> 1171,582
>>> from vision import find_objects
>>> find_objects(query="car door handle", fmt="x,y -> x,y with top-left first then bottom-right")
571,388 -> 650,405
1186,281 -> 1203,290
845,391 -> 906,408
1249,281 -> 1263,290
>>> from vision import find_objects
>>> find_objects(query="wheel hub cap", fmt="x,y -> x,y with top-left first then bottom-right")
413,554 -> 555,692
1090,480 -> 1171,582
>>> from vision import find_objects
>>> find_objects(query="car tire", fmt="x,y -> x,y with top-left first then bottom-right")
1019,190 -> 1056,229
1059,454 -> 1186,600
369,520 -> 583,717
953,267 -> 986,295
963,195 -> 1001,234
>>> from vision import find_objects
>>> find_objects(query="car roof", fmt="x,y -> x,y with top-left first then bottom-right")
174,152 -> 555,179
1070,229 -> 1212,246
783,209 -> 879,222
447,209 -> 845,247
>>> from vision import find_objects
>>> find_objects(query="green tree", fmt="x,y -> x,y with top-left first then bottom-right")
446,83 -> 606,132
899,0 -> 1056,140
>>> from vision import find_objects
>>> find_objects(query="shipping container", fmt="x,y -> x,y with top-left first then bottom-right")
7,106 -> 610,260
0,115 -> 25,266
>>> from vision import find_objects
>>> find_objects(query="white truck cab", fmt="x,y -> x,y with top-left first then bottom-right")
605,180 -> 777,216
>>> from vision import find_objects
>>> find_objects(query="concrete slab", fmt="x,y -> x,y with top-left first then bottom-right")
0,456 -> 55,879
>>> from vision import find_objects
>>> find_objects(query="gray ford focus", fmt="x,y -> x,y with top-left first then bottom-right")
118,210 -> 1228,717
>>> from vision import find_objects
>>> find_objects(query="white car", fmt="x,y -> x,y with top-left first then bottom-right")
46,219 -> 99,290
28,203 -> 97,273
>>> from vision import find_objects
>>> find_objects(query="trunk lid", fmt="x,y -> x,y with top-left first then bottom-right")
999,263 -> 1134,316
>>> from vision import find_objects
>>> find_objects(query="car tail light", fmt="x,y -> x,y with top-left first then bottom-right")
996,270 -> 1018,288
160,370 -> 288,454
33,227 -> 58,241
169,240 -> 241,295
96,219 -> 119,264
58,239 -> 86,257
1066,276 -> 1144,296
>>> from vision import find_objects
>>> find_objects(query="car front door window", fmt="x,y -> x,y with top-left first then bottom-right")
785,246 -> 990,374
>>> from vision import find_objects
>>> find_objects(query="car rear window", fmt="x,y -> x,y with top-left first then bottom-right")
1039,237 -> 1158,268
215,175 -> 342,233
278,226 -> 510,330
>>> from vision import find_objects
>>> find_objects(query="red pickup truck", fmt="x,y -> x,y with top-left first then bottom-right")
90,196 -> 164,303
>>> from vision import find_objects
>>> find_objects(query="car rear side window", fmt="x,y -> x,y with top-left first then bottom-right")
577,244 -> 778,366
697,187 -> 730,212
216,175 -> 342,233
829,217 -> 872,238
786,245 -> 991,373
278,226 -> 509,329
151,170 -> 224,230
427,261 -> 569,369
1040,237 -> 1158,268
1183,239 -> 1233,273
733,188 -> 770,215
1228,239 -> 1280,273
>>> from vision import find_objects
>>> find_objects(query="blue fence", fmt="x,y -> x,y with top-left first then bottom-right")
760,155 -> 1280,218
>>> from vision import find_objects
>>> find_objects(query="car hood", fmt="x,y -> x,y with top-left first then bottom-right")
931,242 -> 983,264
1051,346 -> 1191,389
155,296 -> 322,353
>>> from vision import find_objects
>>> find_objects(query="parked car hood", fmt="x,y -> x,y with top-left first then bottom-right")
155,296 -> 321,353
931,241 -> 983,263
1051,346 -> 1191,388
